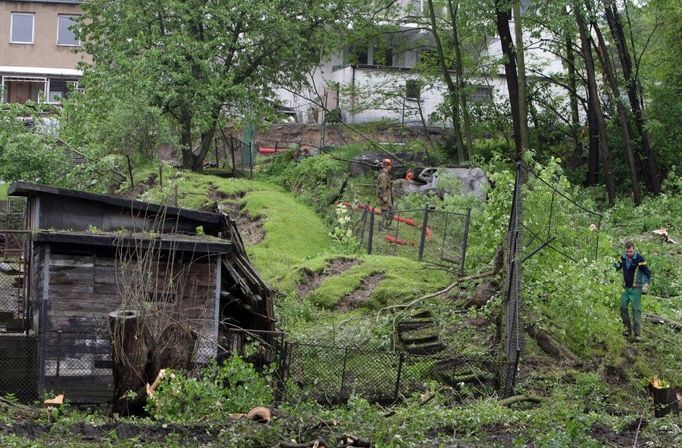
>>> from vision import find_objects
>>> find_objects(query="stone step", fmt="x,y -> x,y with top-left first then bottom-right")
397,319 -> 435,331
404,341 -> 446,355
399,333 -> 439,345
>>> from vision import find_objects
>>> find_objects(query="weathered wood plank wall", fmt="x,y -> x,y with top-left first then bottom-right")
40,251 -> 217,403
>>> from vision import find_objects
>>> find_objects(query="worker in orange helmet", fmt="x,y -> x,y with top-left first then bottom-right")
376,158 -> 394,230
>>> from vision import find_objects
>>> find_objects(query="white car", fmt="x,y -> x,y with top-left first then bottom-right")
397,167 -> 489,200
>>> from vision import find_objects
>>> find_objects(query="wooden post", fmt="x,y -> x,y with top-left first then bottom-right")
126,155 -> 134,189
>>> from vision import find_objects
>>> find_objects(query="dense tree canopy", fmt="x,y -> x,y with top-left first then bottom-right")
79,0 -> 367,170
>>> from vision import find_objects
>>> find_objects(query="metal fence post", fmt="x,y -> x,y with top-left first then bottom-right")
460,208 -> 472,276
340,347 -> 349,400
367,212 -> 375,255
418,206 -> 429,262
56,330 -> 62,392
394,353 -> 404,401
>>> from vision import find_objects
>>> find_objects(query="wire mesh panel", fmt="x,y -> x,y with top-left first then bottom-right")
0,197 -> 26,230
421,209 -> 470,273
520,164 -> 602,262
351,204 -> 470,273
41,330 -> 113,403
282,340 -> 499,404
0,231 -> 29,325
0,334 -> 38,402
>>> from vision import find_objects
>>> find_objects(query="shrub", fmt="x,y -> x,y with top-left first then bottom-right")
146,356 -> 273,423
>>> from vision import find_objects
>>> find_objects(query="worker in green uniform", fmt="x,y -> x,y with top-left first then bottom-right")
376,158 -> 394,230
614,241 -> 651,342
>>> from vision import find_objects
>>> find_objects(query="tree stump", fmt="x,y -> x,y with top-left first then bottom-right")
109,310 -> 149,415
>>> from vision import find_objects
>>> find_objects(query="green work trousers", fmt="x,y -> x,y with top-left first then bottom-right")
620,288 -> 642,336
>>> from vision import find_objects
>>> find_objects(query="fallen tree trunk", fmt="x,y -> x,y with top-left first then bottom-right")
526,324 -> 582,367
279,439 -> 330,448
499,394 -> 542,407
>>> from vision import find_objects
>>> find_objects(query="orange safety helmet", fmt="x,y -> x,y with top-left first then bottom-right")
382,158 -> 393,167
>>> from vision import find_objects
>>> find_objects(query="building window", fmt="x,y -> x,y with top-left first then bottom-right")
10,13 -> 35,44
405,80 -> 421,101
58,15 -> 80,46
2,76 -> 46,103
346,45 -> 369,65
470,86 -> 493,104
47,78 -> 79,103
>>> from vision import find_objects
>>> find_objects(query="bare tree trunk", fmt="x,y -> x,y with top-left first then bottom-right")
583,92 -> 599,186
590,7 -> 641,204
604,0 -> 661,193
574,1 -> 616,204
180,109 -> 194,170
426,0 -> 465,162
512,0 -> 530,154
447,0 -> 473,160
565,34 -> 582,158
494,0 -> 522,160
192,123 -> 218,171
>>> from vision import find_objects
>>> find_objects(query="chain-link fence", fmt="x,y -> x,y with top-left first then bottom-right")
520,164 -> 602,263
350,205 -> 471,273
500,163 -> 603,397
0,334 -> 38,402
282,342 -> 498,404
0,196 -> 28,327
207,133 -> 255,178
219,329 -> 499,405
39,329 -> 114,403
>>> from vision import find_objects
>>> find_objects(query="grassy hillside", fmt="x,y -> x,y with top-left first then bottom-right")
2,159 -> 682,446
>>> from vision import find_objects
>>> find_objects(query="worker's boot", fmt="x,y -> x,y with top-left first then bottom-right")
622,325 -> 632,338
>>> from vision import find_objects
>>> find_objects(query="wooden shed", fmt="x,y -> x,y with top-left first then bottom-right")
6,182 -> 274,403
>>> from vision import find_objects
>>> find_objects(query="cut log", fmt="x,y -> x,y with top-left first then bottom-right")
337,434 -> 372,447
526,325 -> 582,367
109,309 -> 149,416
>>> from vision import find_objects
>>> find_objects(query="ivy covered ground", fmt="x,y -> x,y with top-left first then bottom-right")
2,154 -> 682,447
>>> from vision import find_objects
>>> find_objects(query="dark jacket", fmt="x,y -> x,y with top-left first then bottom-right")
615,253 -> 651,289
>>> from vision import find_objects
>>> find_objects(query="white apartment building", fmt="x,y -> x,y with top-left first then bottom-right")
277,0 -> 564,126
